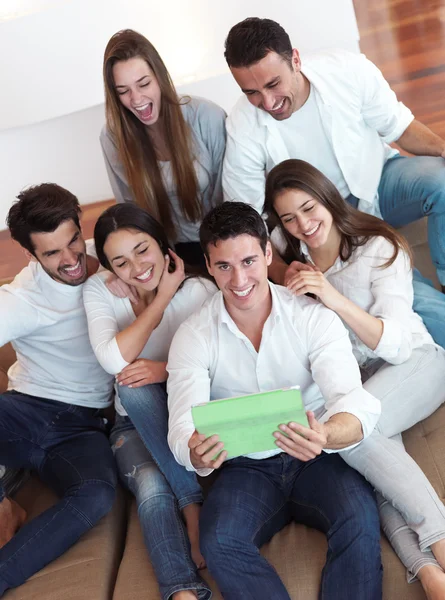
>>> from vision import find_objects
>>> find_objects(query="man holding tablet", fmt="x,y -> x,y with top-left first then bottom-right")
167,202 -> 382,599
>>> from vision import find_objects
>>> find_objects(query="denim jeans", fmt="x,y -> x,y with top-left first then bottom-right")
378,155 -> 445,287
200,452 -> 382,600
110,416 -> 211,600
117,383 -> 202,509
0,390 -> 117,596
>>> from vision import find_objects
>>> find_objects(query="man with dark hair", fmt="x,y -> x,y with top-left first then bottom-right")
0,184 -> 116,596
167,201 -> 383,599
222,17 -> 445,333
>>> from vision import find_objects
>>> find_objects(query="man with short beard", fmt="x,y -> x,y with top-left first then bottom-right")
222,17 -> 445,345
0,184 -> 116,596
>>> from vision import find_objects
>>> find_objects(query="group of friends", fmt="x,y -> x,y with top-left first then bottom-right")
1,16 -> 445,600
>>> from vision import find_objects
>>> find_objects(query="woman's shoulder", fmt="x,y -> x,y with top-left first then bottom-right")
181,96 -> 227,126
99,124 -> 117,153
83,270 -> 111,295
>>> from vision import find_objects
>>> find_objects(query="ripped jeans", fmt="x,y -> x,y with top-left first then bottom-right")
110,415 -> 211,600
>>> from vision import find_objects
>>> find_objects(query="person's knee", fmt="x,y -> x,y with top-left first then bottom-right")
68,479 -> 116,527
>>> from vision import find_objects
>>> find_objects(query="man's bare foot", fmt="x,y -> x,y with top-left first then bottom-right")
0,497 -> 27,548
172,591 -> 198,600
418,564 -> 445,600
182,503 -> 206,569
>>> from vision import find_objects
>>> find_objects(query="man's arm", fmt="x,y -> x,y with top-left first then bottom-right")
167,321 -> 225,475
308,302 -> 381,444
222,116 -> 267,212
0,287 -> 40,348
395,119 -> 445,158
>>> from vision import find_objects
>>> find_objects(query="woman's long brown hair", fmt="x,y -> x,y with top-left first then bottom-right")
264,159 -> 412,268
103,29 -> 200,240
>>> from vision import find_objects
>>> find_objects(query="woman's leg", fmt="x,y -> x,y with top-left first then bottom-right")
110,418 -> 211,600
340,345 -> 445,590
117,383 -> 203,509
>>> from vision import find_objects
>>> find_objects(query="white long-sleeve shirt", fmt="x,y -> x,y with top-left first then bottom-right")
167,282 -> 381,475
83,273 -> 216,415
301,236 -> 435,366
223,50 -> 414,217
0,261 -> 113,407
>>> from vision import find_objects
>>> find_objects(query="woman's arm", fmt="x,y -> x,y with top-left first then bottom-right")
114,252 -> 185,363
286,262 -> 384,350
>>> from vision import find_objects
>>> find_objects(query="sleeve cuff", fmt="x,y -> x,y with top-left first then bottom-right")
318,387 -> 381,444
381,106 -> 414,143
373,318 -> 411,364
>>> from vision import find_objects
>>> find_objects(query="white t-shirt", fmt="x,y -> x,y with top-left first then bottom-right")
276,84 -> 350,198
0,260 -> 113,407
83,274 -> 216,415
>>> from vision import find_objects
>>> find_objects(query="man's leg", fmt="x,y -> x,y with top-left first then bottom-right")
110,419 -> 211,600
0,394 -> 117,596
288,453 -> 382,600
118,383 -> 203,509
379,154 -> 445,288
200,455 -> 292,600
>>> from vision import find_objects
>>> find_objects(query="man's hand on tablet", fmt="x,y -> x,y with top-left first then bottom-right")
273,411 -> 327,461
188,431 -> 227,470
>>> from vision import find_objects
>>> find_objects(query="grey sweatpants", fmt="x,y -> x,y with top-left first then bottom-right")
340,343 -> 445,580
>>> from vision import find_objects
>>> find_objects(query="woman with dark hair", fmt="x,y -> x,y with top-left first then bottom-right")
264,158 -> 445,597
101,29 -> 226,268
83,203 -> 215,600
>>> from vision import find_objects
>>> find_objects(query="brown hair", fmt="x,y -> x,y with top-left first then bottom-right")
224,17 -> 293,69
264,159 -> 412,269
7,183 -> 81,255
103,29 -> 200,240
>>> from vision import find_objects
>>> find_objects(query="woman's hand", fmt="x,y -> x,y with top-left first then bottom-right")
285,261 -> 345,312
156,249 -> 186,302
106,273 -> 138,304
116,359 -> 167,388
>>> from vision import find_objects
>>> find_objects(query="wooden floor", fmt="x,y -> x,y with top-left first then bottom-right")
1,0 -> 445,281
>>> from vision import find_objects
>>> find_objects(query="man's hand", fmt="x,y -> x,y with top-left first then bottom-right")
116,359 -> 167,388
106,273 -> 138,303
188,431 -> 227,470
273,411 -> 327,461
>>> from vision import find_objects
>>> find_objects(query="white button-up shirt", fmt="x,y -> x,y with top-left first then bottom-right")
223,50 -> 414,217
167,282 -> 381,475
301,237 -> 435,366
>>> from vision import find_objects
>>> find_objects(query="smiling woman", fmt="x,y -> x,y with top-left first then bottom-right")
101,29 -> 227,268
82,202 -> 216,600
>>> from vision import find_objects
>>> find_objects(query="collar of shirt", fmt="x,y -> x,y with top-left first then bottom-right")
217,281 -> 281,339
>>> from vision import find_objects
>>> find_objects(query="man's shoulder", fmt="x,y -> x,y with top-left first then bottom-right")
304,48 -> 363,73
2,262 -> 41,299
226,95 -> 260,136
175,290 -> 221,338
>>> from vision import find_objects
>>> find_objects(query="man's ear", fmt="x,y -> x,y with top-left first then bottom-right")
292,48 -> 302,73
265,241 -> 273,267
204,254 -> 213,276
23,248 -> 37,262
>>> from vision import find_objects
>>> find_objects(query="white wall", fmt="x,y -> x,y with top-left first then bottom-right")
0,0 -> 360,227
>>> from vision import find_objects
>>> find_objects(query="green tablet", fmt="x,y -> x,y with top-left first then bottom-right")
191,386 -> 308,460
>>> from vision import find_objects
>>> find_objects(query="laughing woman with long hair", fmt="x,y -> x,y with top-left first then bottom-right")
83,203 -> 216,600
264,159 -> 445,599
101,29 -> 226,268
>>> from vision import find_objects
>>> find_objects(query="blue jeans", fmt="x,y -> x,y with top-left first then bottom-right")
200,452 -> 382,600
110,416 -> 211,600
0,391 -> 117,596
379,154 -> 445,286
117,383 -> 202,508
